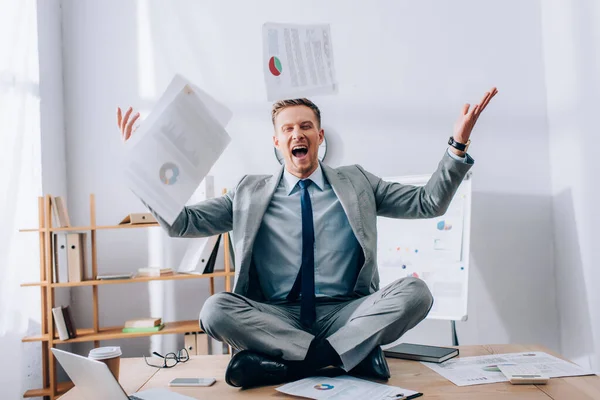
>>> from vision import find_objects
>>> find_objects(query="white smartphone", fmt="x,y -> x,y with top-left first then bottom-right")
168,377 -> 216,387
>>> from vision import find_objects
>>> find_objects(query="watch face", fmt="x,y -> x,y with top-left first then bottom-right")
274,136 -> 328,165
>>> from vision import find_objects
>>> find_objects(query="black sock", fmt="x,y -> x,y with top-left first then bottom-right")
304,338 -> 342,370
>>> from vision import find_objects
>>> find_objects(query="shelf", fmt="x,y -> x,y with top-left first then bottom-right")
22,320 -> 203,344
60,320 -> 202,343
19,222 -> 161,233
22,333 -> 50,342
23,381 -> 74,398
96,223 -> 160,230
21,281 -> 48,287
20,194 -> 233,400
51,271 -> 235,287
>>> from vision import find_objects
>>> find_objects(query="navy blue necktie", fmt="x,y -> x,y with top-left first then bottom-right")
286,179 -> 316,328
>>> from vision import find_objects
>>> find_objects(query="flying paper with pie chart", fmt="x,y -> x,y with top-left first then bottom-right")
123,74 -> 231,225
262,22 -> 337,101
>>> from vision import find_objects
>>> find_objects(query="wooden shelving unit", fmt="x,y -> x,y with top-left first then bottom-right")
20,194 -> 234,399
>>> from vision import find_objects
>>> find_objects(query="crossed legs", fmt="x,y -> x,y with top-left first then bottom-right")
199,277 -> 433,385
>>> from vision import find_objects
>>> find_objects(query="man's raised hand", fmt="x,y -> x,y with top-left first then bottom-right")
453,87 -> 498,145
116,106 -> 141,142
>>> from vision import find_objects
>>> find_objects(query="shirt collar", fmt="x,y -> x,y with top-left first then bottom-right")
283,163 -> 325,195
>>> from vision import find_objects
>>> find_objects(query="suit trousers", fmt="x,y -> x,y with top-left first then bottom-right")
199,277 -> 434,371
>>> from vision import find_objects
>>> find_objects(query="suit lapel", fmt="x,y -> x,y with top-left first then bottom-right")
242,166 -> 284,263
322,163 -> 365,246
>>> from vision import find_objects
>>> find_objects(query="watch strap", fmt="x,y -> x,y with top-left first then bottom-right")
448,136 -> 469,152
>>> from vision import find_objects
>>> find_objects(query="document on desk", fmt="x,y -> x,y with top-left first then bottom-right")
123,74 -> 231,225
276,376 -> 421,399
423,351 -> 595,386
263,22 -> 337,101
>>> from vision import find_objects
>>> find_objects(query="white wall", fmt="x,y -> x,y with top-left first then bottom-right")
541,0 -> 600,372
58,0 -> 559,359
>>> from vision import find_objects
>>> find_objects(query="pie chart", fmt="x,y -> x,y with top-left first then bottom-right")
269,56 -> 282,76
314,383 -> 334,390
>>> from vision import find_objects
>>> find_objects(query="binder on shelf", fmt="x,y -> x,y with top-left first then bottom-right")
52,233 -> 68,283
196,332 -> 209,355
118,212 -> 157,225
184,332 -> 209,355
228,232 -> 235,270
177,234 -> 221,274
184,332 -> 197,354
202,234 -> 222,274
66,233 -> 87,282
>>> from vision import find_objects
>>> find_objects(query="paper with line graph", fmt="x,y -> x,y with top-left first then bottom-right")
124,75 -> 231,225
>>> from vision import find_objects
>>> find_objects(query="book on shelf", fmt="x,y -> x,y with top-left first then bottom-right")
122,324 -> 165,333
118,212 -> 157,225
137,267 -> 174,277
124,317 -> 162,329
51,196 -> 71,227
97,272 -> 133,280
52,305 -> 77,340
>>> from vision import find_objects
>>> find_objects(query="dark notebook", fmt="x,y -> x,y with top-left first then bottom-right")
384,343 -> 458,363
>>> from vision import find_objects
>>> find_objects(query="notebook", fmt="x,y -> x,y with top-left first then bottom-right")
384,343 -> 459,363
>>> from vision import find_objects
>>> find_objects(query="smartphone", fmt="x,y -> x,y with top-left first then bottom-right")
168,377 -> 216,387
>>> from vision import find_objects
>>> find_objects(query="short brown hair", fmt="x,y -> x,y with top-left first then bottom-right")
271,98 -> 321,128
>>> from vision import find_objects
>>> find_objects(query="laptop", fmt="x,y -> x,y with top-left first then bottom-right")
52,348 -> 194,400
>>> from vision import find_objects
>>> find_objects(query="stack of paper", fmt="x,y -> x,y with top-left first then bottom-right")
422,351 -> 595,387
123,74 -> 232,226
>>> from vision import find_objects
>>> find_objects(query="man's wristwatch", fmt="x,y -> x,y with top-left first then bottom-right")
448,136 -> 471,152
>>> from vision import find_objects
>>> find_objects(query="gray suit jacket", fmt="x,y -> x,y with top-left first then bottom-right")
151,151 -> 472,301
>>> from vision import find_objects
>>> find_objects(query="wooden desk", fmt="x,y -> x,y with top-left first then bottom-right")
59,344 -> 599,399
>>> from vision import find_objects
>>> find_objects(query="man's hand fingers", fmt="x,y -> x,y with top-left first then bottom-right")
124,112 -> 140,141
466,102 -> 479,118
116,107 -> 122,130
462,103 -> 470,115
478,87 -> 498,115
121,107 -> 133,133
477,91 -> 491,110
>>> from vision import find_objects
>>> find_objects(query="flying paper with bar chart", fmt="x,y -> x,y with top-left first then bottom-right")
263,22 -> 337,101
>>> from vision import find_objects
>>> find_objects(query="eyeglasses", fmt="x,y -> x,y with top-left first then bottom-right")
144,348 -> 189,369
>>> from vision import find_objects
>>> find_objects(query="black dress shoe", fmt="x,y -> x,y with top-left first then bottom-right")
350,346 -> 391,380
225,350 -> 294,388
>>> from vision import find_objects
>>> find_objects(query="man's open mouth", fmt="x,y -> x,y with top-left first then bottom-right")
292,145 -> 308,159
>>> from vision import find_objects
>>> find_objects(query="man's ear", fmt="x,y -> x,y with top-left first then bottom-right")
318,129 -> 324,145
273,134 -> 280,148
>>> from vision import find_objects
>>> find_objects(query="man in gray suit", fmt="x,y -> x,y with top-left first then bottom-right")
117,87 -> 497,388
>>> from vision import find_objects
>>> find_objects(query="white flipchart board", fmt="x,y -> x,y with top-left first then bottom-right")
376,172 -> 472,321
